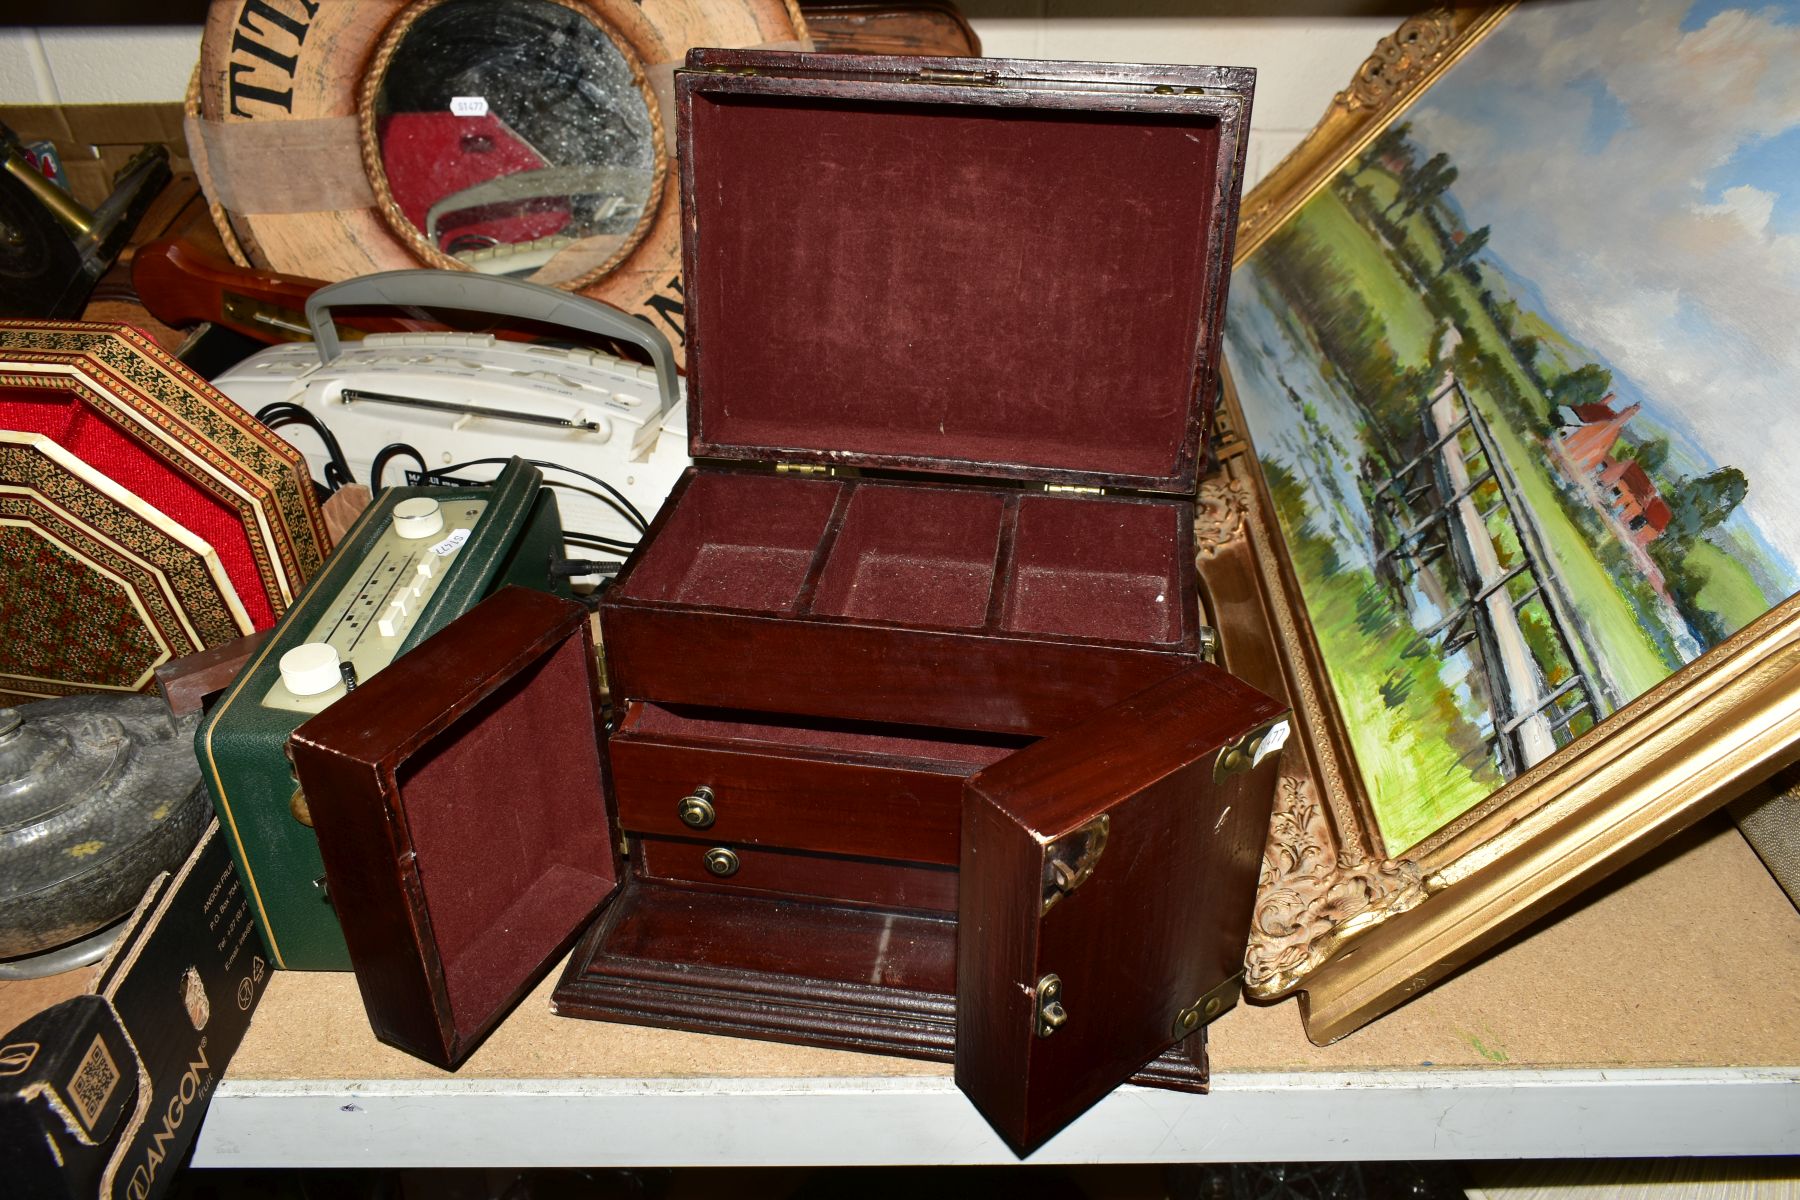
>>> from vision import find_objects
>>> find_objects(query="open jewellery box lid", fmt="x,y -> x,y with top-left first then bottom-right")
288,586 -> 618,1070
675,49 -> 1254,494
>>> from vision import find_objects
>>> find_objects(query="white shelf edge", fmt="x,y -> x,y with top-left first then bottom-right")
193,1066 -> 1800,1167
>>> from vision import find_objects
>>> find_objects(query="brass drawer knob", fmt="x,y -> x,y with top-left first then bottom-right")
703,846 -> 739,877
678,786 -> 716,829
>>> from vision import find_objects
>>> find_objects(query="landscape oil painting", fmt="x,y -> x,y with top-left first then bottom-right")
1225,0 -> 1800,856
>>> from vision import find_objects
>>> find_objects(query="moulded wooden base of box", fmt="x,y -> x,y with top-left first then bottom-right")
552,876 -> 1209,1091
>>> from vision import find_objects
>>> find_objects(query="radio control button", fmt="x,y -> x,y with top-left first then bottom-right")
392,497 -> 444,540
279,643 -> 342,697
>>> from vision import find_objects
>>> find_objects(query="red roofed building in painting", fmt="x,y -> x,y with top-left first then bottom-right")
1596,459 -> 1672,546
1547,394 -> 1674,548
1553,395 -> 1641,475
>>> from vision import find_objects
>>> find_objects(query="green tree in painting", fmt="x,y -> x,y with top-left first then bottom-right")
1438,225 -> 1491,278
1616,435 -> 1671,473
1662,467 -> 1749,542
1356,121 -> 1414,178
1386,152 -> 1459,221
1548,363 -> 1613,413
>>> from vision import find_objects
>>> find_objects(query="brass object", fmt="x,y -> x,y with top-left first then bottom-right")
1172,973 -> 1241,1039
1213,717 -> 1289,783
289,786 -> 312,828
1041,815 -> 1109,915
702,846 -> 739,878
220,291 -> 313,340
678,786 -> 717,830
916,67 -> 998,87
2,150 -> 93,238
1034,973 -> 1066,1038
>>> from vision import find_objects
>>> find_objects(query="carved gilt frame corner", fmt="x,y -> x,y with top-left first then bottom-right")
1212,3 -> 1800,1044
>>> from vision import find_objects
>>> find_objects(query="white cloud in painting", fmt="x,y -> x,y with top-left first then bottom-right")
1701,184 -> 1777,233
1404,0 -> 1800,570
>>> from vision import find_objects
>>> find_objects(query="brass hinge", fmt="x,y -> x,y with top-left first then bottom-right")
1041,815 -> 1109,915
1172,973 -> 1242,1039
1044,483 -> 1102,495
915,67 -> 999,87
775,463 -> 831,476
1034,973 -> 1067,1038
1213,716 -> 1291,782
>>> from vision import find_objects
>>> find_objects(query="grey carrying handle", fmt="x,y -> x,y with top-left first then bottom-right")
305,269 -> 678,423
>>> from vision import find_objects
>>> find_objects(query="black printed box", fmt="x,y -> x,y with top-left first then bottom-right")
0,820 -> 269,1200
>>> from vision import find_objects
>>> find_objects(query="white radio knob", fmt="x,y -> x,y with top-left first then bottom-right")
279,643 -> 342,697
392,497 -> 444,540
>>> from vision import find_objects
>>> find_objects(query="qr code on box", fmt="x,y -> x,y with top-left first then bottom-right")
68,1034 -> 120,1132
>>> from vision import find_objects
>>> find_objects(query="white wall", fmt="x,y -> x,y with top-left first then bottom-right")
0,12 -> 1396,190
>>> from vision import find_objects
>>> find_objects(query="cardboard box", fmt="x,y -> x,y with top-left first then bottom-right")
0,820 -> 269,1200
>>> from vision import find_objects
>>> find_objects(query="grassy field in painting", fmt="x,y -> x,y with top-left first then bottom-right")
1255,169 -> 1695,852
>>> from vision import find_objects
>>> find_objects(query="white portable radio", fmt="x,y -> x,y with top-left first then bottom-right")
210,270 -> 688,550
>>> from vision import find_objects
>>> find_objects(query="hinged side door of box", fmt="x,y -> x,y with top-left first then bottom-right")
956,663 -> 1289,1154
288,586 -> 619,1069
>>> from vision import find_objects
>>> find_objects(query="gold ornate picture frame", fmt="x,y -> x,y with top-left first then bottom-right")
1208,4 -> 1800,1043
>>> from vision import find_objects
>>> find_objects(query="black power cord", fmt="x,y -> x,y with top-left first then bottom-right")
427,456 -> 649,535
370,442 -> 429,494
255,402 -> 356,492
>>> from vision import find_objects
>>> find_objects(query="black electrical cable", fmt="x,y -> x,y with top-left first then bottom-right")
370,442 -> 429,494
549,558 -> 623,579
562,531 -> 637,554
427,457 -> 649,532
255,402 -> 355,492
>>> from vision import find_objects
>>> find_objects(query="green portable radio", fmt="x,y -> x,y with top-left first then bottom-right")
198,456 -> 568,969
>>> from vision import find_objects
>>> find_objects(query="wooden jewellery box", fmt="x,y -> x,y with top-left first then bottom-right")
567,50 -> 1283,1151
289,51 -> 1288,1156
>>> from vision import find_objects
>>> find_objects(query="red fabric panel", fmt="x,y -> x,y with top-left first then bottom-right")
1002,493 -> 1182,643
624,471 -> 842,610
687,95 -> 1219,486
396,636 -> 614,1034
811,483 -> 1003,628
0,387 -> 274,628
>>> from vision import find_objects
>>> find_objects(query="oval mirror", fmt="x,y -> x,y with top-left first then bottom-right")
363,0 -> 664,288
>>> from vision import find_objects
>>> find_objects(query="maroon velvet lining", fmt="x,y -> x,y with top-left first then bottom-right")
1002,494 -> 1182,643
396,636 -> 613,1035
687,96 -> 1219,487
628,701 -> 1026,766
620,474 -> 1187,646
810,484 -> 1004,628
623,472 -> 843,610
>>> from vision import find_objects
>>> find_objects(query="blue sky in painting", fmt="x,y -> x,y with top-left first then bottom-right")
1710,124 -> 1800,234
1399,0 -> 1800,583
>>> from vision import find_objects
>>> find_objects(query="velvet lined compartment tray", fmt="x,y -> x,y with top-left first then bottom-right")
609,700 -> 1027,865
604,468 -> 1201,737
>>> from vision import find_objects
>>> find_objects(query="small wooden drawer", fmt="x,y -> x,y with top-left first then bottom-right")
634,835 -> 958,914
608,702 -> 1026,866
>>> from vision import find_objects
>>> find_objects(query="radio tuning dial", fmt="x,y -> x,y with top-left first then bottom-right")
279,642 -> 342,697
392,497 -> 444,540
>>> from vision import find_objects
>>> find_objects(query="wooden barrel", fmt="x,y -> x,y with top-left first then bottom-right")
189,0 -> 809,363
